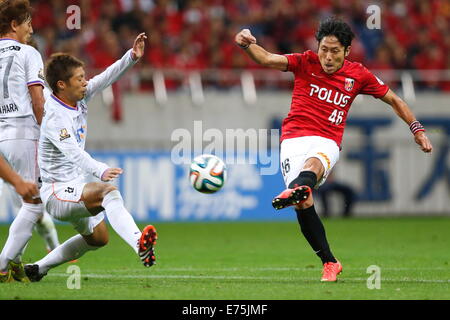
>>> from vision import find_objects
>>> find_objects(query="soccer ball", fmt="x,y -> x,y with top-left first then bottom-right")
189,154 -> 227,193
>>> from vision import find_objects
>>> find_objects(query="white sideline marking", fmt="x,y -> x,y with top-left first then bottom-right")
49,273 -> 450,284
70,266 -> 449,272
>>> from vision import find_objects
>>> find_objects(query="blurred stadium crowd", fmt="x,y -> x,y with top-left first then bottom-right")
30,0 -> 450,91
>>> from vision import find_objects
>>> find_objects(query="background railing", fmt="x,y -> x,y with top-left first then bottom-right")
97,68 -> 450,106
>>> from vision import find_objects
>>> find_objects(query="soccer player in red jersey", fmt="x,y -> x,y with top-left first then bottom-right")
235,18 -> 433,282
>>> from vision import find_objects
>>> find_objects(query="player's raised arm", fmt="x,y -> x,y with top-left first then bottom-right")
235,29 -> 288,71
380,89 -> 433,153
131,32 -> 147,61
85,33 -> 147,101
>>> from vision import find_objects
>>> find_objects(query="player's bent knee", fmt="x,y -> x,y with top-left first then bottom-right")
95,236 -> 109,247
101,185 -> 118,198
82,183 -> 118,209
83,231 -> 109,247
101,188 -> 123,207
303,159 -> 325,178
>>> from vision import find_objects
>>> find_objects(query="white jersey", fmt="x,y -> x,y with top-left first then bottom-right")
39,49 -> 137,183
0,38 -> 45,141
43,86 -> 52,101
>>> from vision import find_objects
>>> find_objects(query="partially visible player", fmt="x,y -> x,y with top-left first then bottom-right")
0,156 -> 38,282
24,32 -> 157,282
235,18 -> 432,282
0,0 -> 58,283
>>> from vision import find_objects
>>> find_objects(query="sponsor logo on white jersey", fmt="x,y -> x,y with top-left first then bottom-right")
309,84 -> 351,107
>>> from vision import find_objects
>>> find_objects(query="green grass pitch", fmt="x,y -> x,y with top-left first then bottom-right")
0,217 -> 449,300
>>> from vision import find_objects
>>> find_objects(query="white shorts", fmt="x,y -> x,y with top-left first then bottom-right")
280,136 -> 340,189
40,179 -> 104,236
0,139 -> 40,207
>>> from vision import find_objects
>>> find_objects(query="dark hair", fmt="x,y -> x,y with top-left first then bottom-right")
45,53 -> 84,93
0,0 -> 32,36
315,17 -> 355,49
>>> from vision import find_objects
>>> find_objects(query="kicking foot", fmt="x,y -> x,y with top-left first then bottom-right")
138,225 -> 158,267
272,185 -> 311,210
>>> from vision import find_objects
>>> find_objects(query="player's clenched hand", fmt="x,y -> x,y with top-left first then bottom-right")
101,168 -> 123,182
235,29 -> 256,48
14,180 -> 39,201
131,32 -> 147,60
414,131 -> 433,153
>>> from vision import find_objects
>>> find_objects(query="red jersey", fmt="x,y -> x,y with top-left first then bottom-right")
281,50 -> 389,147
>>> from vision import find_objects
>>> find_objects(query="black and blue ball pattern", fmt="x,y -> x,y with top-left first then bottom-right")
189,154 -> 227,193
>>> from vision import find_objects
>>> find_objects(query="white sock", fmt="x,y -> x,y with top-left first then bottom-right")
36,234 -> 98,275
35,211 -> 60,251
12,243 -> 28,264
102,190 -> 141,253
0,203 -> 43,271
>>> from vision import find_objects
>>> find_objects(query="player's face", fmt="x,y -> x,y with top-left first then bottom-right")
66,67 -> 88,102
14,18 -> 33,44
317,36 -> 350,74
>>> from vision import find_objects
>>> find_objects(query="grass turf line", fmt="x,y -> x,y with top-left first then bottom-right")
0,217 -> 449,300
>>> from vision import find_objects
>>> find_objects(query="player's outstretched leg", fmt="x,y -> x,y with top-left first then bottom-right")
25,222 -> 108,282
101,189 -> 158,267
25,235 -> 103,282
34,212 -> 78,263
83,183 -> 158,267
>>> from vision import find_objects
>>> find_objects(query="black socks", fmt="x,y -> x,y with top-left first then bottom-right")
288,171 -> 336,264
288,171 -> 317,189
295,205 -> 337,264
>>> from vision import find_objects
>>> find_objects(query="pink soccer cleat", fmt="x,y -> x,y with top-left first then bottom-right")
321,260 -> 343,282
272,185 -> 311,210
